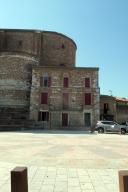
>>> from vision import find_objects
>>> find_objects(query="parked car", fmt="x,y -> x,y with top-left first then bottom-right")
95,121 -> 128,134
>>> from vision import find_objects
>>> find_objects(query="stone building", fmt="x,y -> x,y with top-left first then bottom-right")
30,66 -> 99,130
0,29 -> 100,130
100,95 -> 128,123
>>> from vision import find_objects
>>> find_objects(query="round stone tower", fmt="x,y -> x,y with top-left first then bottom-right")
40,31 -> 77,67
0,29 -> 77,128
0,29 -> 40,126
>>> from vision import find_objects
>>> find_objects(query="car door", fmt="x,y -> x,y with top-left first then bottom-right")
113,122 -> 120,132
108,122 -> 116,132
104,122 -> 112,132
111,122 -> 119,132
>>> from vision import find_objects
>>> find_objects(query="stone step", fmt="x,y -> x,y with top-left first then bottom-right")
0,124 -> 26,131
0,120 -> 27,124
0,107 -> 29,123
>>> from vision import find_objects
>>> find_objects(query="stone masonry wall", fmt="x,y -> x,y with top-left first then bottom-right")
30,67 -> 100,129
0,30 -> 41,56
0,29 -> 99,129
0,55 -> 38,107
40,32 -> 76,67
100,95 -> 116,120
116,104 -> 128,123
0,30 -> 76,68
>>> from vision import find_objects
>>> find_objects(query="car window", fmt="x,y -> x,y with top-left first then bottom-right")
101,121 -> 114,125
109,122 -> 115,125
113,122 -> 119,125
101,121 -> 109,124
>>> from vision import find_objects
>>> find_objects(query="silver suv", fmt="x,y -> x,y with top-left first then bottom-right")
95,121 -> 128,134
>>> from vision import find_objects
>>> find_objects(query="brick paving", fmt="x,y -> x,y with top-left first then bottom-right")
0,130 -> 128,192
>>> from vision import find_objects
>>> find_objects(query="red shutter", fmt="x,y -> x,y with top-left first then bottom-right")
85,78 -> 90,88
41,93 -> 48,104
85,93 -> 91,105
63,77 -> 69,87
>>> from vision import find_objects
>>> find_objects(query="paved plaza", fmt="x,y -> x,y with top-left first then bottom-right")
0,130 -> 128,192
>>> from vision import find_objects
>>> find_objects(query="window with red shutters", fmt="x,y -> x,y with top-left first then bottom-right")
40,76 -> 51,87
63,77 -> 69,88
85,78 -> 90,88
43,76 -> 48,87
41,92 -> 48,104
85,93 -> 91,105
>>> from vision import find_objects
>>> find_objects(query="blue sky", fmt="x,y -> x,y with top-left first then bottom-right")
0,0 -> 128,98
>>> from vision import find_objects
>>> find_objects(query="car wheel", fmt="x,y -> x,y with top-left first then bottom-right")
98,127 -> 104,133
121,128 -> 126,134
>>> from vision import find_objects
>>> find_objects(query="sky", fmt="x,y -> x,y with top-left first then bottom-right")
0,0 -> 128,98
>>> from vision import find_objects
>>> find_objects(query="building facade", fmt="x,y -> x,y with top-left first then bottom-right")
30,67 -> 99,130
0,29 -> 100,130
100,95 -> 128,123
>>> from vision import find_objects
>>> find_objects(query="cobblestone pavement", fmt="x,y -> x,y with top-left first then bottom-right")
0,130 -> 128,192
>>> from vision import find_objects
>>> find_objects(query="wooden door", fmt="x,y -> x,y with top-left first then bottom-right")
84,113 -> 91,127
62,113 -> 68,126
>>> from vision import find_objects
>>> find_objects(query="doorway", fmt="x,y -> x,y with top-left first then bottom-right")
62,113 -> 68,126
84,113 -> 91,127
